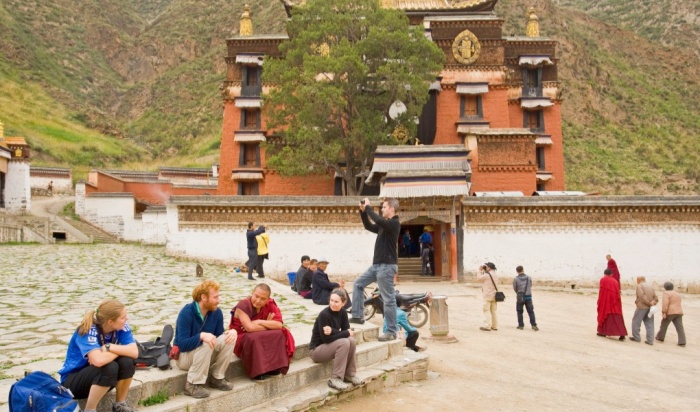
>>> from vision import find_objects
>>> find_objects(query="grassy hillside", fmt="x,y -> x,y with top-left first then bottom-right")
0,0 -> 697,193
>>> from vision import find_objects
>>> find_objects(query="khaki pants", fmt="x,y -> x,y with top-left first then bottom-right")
176,333 -> 237,384
310,337 -> 356,380
483,298 -> 498,329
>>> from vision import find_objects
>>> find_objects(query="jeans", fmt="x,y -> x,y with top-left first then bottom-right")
631,308 -> 654,344
516,298 -> 537,327
352,263 -> 398,334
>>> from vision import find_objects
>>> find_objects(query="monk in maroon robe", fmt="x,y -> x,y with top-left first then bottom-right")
597,269 -> 627,340
230,284 -> 295,380
606,254 -> 621,284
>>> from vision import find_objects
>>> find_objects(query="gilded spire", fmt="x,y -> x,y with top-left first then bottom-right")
0,120 -> 4,140
525,6 -> 540,37
240,4 -> 253,36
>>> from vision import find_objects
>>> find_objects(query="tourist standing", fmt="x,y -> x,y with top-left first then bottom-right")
419,228 -> 432,254
655,282 -> 686,346
513,266 -> 538,331
477,262 -> 499,331
350,198 -> 401,342
630,276 -> 658,344
58,300 -> 138,412
245,222 -> 265,280
597,269 -> 628,340
309,289 -> 362,391
174,280 -> 237,399
428,243 -> 435,276
255,230 -> 270,278
421,245 -> 430,276
606,254 -> 621,284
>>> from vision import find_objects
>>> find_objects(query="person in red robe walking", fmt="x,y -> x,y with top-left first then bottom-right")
230,284 -> 295,380
597,268 -> 627,340
606,254 -> 621,283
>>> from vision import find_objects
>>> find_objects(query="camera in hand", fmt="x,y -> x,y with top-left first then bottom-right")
360,200 -> 365,205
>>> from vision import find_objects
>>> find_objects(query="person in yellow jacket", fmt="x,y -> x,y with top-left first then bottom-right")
255,232 -> 270,278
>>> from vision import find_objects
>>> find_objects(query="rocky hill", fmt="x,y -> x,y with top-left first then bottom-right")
0,0 -> 697,194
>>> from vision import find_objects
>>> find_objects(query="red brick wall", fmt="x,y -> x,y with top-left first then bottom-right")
123,181 -> 172,205
482,88 -> 510,128
94,172 -> 126,192
544,102 -> 566,190
262,171 -> 335,195
218,102 -> 240,195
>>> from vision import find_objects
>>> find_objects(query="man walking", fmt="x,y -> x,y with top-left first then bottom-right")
513,266 -> 538,331
350,198 -> 401,342
630,276 -> 658,345
245,222 -> 265,280
174,280 -> 237,398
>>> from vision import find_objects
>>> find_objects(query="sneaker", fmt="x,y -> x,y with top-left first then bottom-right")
328,378 -> 350,391
532,325 -> 539,331
208,377 -> 233,391
517,326 -> 524,330
257,275 -> 265,278
491,328 -> 498,331
378,333 -> 396,341
630,337 -> 640,342
678,344 -> 686,347
349,318 -> 365,325
184,382 -> 210,399
479,327 -> 491,331
112,402 -> 137,412
344,375 -> 363,386
619,336 -> 626,341
655,337 -> 664,342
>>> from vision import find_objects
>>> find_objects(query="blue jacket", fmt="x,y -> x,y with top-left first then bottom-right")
174,301 -> 225,353
383,308 -> 416,334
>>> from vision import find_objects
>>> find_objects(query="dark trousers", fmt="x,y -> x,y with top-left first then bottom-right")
63,357 -> 135,400
656,314 -> 686,345
246,249 -> 257,279
516,298 -> 537,327
256,255 -> 266,277
406,330 -> 420,351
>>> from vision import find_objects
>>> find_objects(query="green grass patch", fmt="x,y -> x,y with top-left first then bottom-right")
138,389 -> 169,407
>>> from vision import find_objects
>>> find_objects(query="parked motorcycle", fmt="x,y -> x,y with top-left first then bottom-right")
364,288 -> 432,328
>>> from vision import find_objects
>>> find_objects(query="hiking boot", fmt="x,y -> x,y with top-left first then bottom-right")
344,375 -> 363,386
479,327 -> 491,331
378,333 -> 396,342
112,402 -> 137,412
517,326 -> 524,330
349,317 -> 365,325
208,377 -> 233,391
184,382 -> 210,398
532,325 -> 539,331
328,378 -> 350,391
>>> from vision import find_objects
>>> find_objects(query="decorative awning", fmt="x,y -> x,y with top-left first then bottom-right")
236,54 -> 264,65
521,98 -> 553,109
519,56 -> 553,67
536,172 -> 553,181
535,136 -> 553,145
235,97 -> 262,108
379,170 -> 470,198
234,132 -> 266,143
457,123 -> 489,134
367,145 -> 470,184
232,171 -> 264,181
401,209 -> 452,224
456,83 -> 489,95
429,80 -> 442,91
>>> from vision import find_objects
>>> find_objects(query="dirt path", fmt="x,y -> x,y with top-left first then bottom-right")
323,282 -> 699,411
29,195 -> 74,217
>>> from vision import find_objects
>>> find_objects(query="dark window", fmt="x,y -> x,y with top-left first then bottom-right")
524,110 -> 544,133
239,144 -> 260,167
460,95 -> 483,119
241,66 -> 262,96
241,109 -> 260,129
536,147 -> 546,171
536,182 -> 546,191
523,68 -> 542,97
238,182 -> 259,195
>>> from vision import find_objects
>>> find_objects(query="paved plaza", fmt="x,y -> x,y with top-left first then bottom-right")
0,244 -> 312,409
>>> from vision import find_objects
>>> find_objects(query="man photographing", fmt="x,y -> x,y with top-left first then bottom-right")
350,197 -> 401,341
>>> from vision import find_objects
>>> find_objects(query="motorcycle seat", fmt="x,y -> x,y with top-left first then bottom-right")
396,292 -> 429,304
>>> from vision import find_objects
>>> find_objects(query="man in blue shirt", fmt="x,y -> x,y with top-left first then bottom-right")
419,229 -> 432,254
245,222 -> 266,280
174,280 -> 238,398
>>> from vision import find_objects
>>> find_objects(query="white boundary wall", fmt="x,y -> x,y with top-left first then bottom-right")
4,162 -> 30,213
464,224 -> 700,288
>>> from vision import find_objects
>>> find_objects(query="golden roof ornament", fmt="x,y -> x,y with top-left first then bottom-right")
240,4 -> 253,36
525,6 -> 540,37
0,120 -> 4,140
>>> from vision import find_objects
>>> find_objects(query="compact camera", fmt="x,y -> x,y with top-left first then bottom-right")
360,200 -> 365,205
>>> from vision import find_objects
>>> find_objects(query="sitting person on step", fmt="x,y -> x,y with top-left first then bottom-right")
58,300 -> 139,412
174,280 -> 237,399
309,288 -> 363,391
312,257 -> 351,309
230,283 -> 295,380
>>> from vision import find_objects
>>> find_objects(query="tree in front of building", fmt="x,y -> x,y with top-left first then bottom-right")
263,0 -> 444,195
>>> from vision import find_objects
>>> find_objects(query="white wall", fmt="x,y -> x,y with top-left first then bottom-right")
31,175 -> 72,193
142,208 -> 168,245
4,162 -> 30,213
80,195 -> 142,241
464,224 -> 700,288
166,223 -> 376,276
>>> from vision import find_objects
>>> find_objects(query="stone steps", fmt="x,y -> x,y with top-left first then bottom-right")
65,218 -> 119,243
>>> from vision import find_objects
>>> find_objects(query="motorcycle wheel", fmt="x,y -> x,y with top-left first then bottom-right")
364,302 -> 376,321
406,304 -> 429,328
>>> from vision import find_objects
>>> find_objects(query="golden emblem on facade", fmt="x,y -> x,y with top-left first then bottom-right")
451,29 -> 481,65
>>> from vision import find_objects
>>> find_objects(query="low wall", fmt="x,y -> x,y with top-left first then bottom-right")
462,196 -> 700,291
79,192 -> 142,242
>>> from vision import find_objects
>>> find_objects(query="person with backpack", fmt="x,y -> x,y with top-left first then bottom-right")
58,299 -> 139,412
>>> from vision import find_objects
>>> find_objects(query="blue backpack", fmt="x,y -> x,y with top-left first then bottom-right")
9,371 -> 79,412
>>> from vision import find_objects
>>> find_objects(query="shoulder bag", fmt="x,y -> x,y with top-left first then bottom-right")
488,273 -> 505,302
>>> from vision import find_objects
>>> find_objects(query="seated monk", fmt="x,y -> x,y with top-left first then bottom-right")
230,283 -> 295,380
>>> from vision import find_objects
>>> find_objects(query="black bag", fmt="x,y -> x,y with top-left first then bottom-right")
516,292 -> 525,305
488,273 -> 506,302
134,324 -> 173,370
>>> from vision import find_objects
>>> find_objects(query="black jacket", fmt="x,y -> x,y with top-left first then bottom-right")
311,268 -> 339,305
360,207 -> 400,265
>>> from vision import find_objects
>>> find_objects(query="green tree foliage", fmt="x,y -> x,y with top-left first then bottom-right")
262,0 -> 444,195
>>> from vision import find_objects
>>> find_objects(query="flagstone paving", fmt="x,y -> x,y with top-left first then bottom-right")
0,244 -> 312,408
